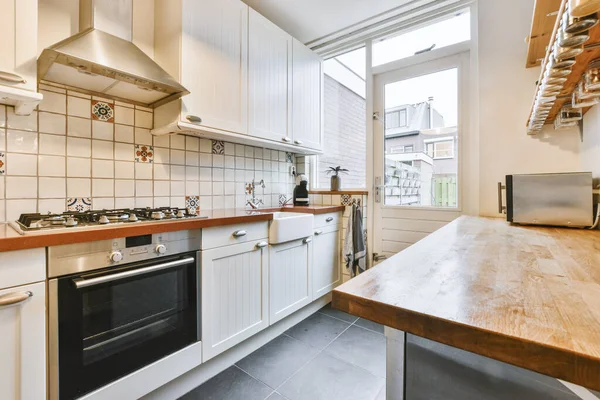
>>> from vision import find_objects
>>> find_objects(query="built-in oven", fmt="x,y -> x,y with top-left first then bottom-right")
48,229 -> 201,400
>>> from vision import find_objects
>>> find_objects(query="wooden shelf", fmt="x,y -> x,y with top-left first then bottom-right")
526,0 -> 563,68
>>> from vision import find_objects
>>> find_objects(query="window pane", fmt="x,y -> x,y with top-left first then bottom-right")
318,47 -> 367,189
384,68 -> 458,208
373,10 -> 470,67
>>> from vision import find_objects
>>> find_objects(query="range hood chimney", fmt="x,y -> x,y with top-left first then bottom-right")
37,0 -> 188,108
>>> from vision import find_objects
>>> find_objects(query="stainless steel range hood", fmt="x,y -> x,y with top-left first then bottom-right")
37,0 -> 188,108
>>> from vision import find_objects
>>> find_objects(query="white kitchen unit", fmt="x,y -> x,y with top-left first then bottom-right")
201,223 -> 270,361
312,213 -> 342,299
0,0 -> 42,114
0,248 -> 46,400
292,38 -> 323,150
248,9 -> 293,143
269,237 -> 313,324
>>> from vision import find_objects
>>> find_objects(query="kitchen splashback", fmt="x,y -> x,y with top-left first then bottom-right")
0,84 -> 296,221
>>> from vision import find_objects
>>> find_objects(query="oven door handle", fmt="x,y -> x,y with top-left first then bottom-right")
73,257 -> 196,289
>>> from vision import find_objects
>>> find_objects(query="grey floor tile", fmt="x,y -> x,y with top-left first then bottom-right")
236,334 -> 320,388
354,317 -> 385,334
179,366 -> 273,400
318,303 -> 359,323
324,325 -> 386,378
278,352 -> 385,400
285,312 -> 350,350
266,392 -> 288,400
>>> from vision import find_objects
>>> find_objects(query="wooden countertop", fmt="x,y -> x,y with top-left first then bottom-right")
332,216 -> 600,391
0,206 -> 344,252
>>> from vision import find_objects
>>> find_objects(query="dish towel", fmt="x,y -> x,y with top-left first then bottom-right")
344,203 -> 367,277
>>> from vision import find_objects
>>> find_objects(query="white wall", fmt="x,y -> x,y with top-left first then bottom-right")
477,0 -> 582,217
582,105 -> 600,181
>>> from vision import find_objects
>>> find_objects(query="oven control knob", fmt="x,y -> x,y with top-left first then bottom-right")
155,244 -> 167,255
110,251 -> 123,263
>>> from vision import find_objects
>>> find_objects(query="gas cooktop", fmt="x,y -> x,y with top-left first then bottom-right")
10,207 -> 208,233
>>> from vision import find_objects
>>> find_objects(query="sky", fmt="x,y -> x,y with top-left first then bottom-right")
324,10 -> 469,125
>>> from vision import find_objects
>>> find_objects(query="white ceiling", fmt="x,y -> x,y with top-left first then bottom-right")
242,0 -> 413,44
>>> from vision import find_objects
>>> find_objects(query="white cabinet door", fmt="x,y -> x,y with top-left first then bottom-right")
0,282 -> 46,400
181,0 -> 248,134
269,238 -> 312,324
313,225 -> 341,300
292,38 -> 323,150
248,9 -> 292,143
201,240 -> 269,361
0,0 -> 37,92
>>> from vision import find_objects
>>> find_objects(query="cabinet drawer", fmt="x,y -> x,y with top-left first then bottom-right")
0,248 -> 45,289
314,212 -> 342,229
201,222 -> 268,250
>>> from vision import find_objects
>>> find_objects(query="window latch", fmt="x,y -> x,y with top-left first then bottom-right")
414,43 -> 436,55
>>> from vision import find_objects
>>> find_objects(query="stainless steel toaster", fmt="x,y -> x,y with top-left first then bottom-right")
499,172 -> 594,228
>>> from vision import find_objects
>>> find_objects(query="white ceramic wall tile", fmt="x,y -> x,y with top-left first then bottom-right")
39,112 -> 66,135
39,199 -> 65,214
213,154 -> 224,168
135,197 -> 153,208
114,142 -> 134,161
67,96 -> 91,118
115,197 -> 135,208
92,140 -> 114,160
92,159 -> 113,178
212,182 -> 224,196
135,128 -> 152,145
67,137 -> 91,157
39,177 -> 66,199
154,163 -> 170,180
186,166 -> 198,181
92,120 -> 114,141
170,150 -> 185,165
154,181 -> 170,197
0,177 -> 4,199
67,116 -> 92,137
135,162 -> 153,179
114,161 -> 134,179
7,153 -> 37,176
224,142 -> 234,156
171,135 -> 185,150
199,181 -> 212,195
199,139 -> 211,153
171,165 -> 185,181
212,168 -> 224,181
7,109 -> 37,132
67,178 -> 91,197
185,137 -> 199,151
0,106 -> 6,128
115,124 -> 134,143
186,151 -> 198,166
6,177 -> 37,198
170,181 -> 185,196
38,155 -> 66,177
115,180 -> 135,197
224,156 -> 235,169
114,106 -> 134,125
185,181 -> 199,196
67,157 -> 91,178
153,135 -> 169,148
199,153 -> 212,167
7,130 -> 38,154
92,179 -> 114,197
154,197 -> 170,207
153,147 -> 169,164
6,199 -> 37,221
94,197 -> 115,209
135,180 -> 153,197
39,90 -> 66,114
134,110 -> 152,129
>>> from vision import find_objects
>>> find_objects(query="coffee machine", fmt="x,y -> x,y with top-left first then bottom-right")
293,174 -> 310,206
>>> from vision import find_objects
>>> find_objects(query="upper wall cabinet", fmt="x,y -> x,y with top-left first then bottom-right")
292,38 -> 323,150
248,9 -> 293,143
0,0 -> 37,92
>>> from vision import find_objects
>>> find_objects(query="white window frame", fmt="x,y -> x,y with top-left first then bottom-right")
424,136 -> 455,159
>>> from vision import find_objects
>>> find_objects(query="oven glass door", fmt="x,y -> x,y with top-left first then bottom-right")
57,252 -> 199,400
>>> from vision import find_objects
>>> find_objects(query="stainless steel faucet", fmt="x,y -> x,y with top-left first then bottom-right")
246,179 -> 266,209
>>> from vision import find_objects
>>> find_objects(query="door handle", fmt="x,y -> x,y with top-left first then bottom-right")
0,71 -> 26,84
282,137 -> 292,142
294,140 -> 303,145
314,230 -> 323,235
497,182 -> 506,214
186,115 -> 202,124
373,253 -> 387,262
256,241 -> 268,249
233,230 -> 247,238
0,291 -> 32,307
303,237 -> 312,244
325,217 -> 334,222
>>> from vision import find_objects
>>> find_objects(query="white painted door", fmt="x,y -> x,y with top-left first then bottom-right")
0,0 -> 37,92
201,240 -> 269,361
292,38 -> 323,150
312,224 -> 341,300
373,53 -> 469,260
248,9 -> 293,143
0,282 -> 46,400
269,238 -> 312,324
181,0 -> 248,134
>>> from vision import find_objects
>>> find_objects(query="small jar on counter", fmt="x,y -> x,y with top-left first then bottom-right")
584,58 -> 600,90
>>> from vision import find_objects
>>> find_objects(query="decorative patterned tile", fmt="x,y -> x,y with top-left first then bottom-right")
0,152 -> 5,175
185,195 -> 200,215
66,197 -> 92,212
341,194 -> 352,206
92,101 -> 114,122
212,140 -> 225,155
286,152 -> 293,163
135,145 -> 154,163
279,194 -> 287,206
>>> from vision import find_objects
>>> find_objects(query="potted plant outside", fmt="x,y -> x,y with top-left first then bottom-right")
326,166 -> 349,191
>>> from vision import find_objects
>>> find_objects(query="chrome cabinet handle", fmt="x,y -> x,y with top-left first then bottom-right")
186,115 -> 202,124
497,182 -> 506,214
0,291 -> 32,307
233,230 -> 247,238
256,241 -> 268,249
0,71 -> 26,84
314,230 -> 323,235
303,237 -> 312,244
294,139 -> 303,145
325,217 -> 334,222
282,137 -> 292,142
73,257 -> 195,289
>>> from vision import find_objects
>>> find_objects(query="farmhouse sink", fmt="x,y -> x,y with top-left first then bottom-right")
269,212 -> 314,244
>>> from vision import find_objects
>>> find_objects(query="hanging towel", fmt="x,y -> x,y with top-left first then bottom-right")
344,203 -> 367,277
